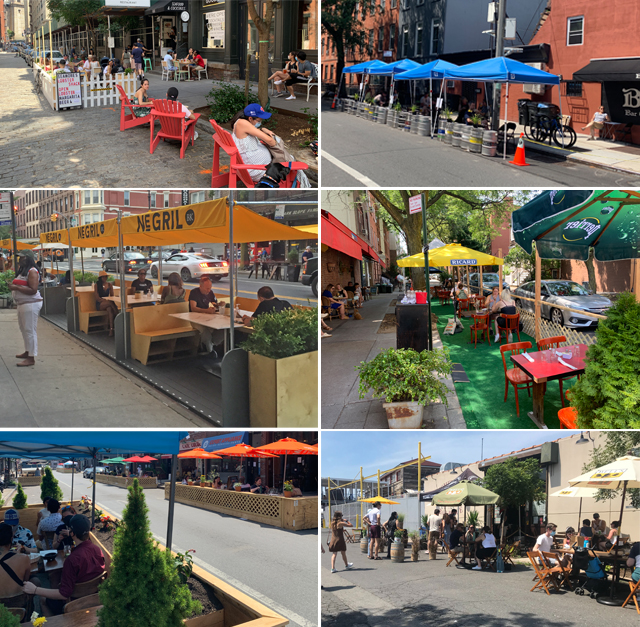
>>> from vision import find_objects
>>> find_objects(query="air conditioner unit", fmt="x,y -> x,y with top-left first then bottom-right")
361,229 -> 368,235
523,62 -> 546,95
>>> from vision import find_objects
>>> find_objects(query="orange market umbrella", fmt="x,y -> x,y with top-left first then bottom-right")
123,455 -> 157,463
214,443 -> 278,487
256,438 -> 318,489
177,448 -> 222,459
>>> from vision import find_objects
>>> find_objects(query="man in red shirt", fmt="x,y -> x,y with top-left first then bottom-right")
191,49 -> 205,79
23,515 -> 106,615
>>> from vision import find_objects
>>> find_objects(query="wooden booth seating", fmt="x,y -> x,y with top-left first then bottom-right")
130,302 -> 199,366
234,297 -> 259,313
78,291 -> 109,334
64,593 -> 102,614
114,279 -> 134,293
70,572 -> 108,600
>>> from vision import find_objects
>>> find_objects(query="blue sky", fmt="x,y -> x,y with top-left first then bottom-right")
321,430 -> 580,481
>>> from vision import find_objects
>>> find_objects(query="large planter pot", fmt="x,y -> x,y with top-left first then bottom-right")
249,350 -> 318,428
390,540 -> 405,563
235,486 -> 242,492
287,264 -> 301,282
283,490 -> 293,498
381,401 -> 424,429
360,537 -> 369,554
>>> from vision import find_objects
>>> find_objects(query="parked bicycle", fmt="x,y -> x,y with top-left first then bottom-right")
524,112 -> 577,148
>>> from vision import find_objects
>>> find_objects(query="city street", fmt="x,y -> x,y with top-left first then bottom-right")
321,103 -> 640,187
11,474 -> 318,627
47,257 -> 317,307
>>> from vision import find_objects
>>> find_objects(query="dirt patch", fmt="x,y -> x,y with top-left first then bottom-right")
389,299 -> 397,307
193,106 -> 317,174
377,313 -> 397,334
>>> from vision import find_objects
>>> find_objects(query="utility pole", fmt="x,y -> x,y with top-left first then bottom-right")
10,191 -> 18,271
491,0 -> 507,132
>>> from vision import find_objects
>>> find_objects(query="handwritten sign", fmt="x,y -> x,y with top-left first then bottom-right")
56,72 -> 82,109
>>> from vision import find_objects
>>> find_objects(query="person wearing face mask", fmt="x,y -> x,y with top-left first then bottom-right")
230,104 -> 278,183
534,524 -> 570,567
7,250 -> 43,367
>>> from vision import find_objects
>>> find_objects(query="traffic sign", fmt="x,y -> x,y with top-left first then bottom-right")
0,193 -> 11,226
409,195 -> 422,215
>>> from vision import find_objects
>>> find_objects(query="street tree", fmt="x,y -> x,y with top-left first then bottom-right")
322,0 -> 369,97
504,242 -> 561,286
246,0 -> 275,107
482,457 -> 546,542
582,431 -> 640,508
369,190 -> 525,289
7,30 -> 15,40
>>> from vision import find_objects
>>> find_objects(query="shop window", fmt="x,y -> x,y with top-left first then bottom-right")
204,10 -> 225,49
567,16 -> 583,46
299,0 -> 315,51
565,81 -> 582,97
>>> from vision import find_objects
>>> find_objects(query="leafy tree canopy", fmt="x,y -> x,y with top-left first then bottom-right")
482,457 -> 546,508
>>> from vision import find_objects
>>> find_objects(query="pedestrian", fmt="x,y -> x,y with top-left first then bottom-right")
364,501 -> 382,560
131,42 -> 145,80
137,465 -> 142,477
301,246 -> 313,263
328,511 -> 354,573
8,250 -> 43,367
427,508 -> 443,560
382,512 -> 398,559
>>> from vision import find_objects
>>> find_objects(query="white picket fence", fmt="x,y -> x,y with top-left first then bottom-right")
34,63 -> 137,111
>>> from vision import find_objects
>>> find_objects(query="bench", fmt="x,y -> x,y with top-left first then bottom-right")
77,291 -> 109,334
209,118 -> 309,188
234,297 -> 259,313
130,301 -> 199,366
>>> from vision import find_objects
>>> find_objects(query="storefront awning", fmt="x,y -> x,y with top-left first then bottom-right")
573,57 -> 640,82
145,0 -> 188,15
321,212 -> 362,260
201,432 -> 250,453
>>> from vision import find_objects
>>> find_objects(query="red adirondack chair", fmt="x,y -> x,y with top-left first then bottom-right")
150,99 -> 200,159
116,85 -> 154,132
209,119 -> 309,188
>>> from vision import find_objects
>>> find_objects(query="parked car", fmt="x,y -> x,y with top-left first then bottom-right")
83,466 -> 108,479
467,272 -> 509,296
147,250 -> 173,262
301,256 -> 317,296
150,253 -> 229,282
102,251 -> 150,274
511,280 -> 612,329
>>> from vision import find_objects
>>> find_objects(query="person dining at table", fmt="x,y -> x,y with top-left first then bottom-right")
242,286 -> 292,327
129,268 -> 154,295
160,272 -> 186,304
189,275 -> 222,354
3,508 -> 38,554
580,519 -> 594,540
322,284 -> 349,320
95,271 -> 118,337
596,520 -> 619,551
472,526 -> 497,569
592,513 -> 606,538
23,515 -> 106,616
250,477 -> 268,494
0,523 -> 38,615
533,523 -> 570,568
491,288 -> 518,343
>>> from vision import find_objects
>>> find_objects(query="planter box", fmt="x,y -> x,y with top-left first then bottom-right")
90,518 -> 288,627
165,483 -> 318,530
56,467 -> 79,473
0,501 -> 82,539
95,474 -> 157,489
18,476 -> 42,486
249,350 -> 318,428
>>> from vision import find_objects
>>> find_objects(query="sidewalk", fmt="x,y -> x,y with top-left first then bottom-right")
321,292 -> 466,429
513,121 -> 640,175
0,310 -> 209,427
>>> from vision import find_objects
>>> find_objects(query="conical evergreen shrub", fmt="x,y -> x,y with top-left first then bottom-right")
572,292 -> 640,428
12,483 -> 27,509
40,466 -> 63,502
97,479 -> 200,627
0,604 -> 21,627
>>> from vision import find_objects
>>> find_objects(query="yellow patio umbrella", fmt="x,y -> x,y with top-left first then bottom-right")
397,243 -> 504,268
359,497 -> 401,504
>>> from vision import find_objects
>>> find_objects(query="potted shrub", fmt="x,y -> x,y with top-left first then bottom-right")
397,512 -> 405,530
244,308 -> 318,428
287,250 -> 300,282
200,475 -> 207,488
470,113 -> 483,128
233,482 -> 242,492
12,483 -> 27,509
357,347 -> 452,428
283,480 -> 293,498
410,532 -> 420,561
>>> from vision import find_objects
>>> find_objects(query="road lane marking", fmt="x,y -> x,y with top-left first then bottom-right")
320,150 -> 380,188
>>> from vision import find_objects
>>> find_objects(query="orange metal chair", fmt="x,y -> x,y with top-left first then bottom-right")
558,407 -> 578,429
500,341 -> 533,417
470,313 -> 491,348
457,297 -> 470,315
536,335 -> 579,407
498,313 -> 521,344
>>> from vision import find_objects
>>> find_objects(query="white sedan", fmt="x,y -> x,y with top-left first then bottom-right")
149,253 -> 229,282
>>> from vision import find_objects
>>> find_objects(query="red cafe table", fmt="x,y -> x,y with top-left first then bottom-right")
510,343 -> 588,429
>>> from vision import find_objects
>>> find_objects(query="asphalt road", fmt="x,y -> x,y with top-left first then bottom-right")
16,474 -> 318,627
321,103 -> 640,187
46,259 -> 317,307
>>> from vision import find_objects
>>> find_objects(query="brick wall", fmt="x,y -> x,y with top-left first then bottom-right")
320,248 -> 361,292
560,259 -> 633,293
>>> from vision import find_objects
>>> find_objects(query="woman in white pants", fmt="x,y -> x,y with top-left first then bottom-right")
8,250 -> 43,367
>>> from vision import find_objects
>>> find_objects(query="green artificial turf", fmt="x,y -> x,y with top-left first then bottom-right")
431,301 -> 574,429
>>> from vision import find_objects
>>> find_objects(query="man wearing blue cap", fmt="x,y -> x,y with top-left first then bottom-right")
23,514 -> 106,615
2,508 -> 38,553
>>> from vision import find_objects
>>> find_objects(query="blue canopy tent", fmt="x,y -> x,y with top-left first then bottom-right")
0,431 -> 187,549
365,58 -> 422,108
395,59 -> 459,136
439,56 -> 562,159
340,60 -> 389,101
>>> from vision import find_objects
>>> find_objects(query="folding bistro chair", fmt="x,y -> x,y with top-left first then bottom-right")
542,551 -> 573,590
527,551 -> 561,595
536,335 -> 579,406
498,313 -> 521,344
445,541 -> 461,567
500,342 -> 533,417
470,313 -> 491,348
622,578 -> 640,614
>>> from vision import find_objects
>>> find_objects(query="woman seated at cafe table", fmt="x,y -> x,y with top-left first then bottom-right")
322,284 -> 349,320
596,520 -> 620,551
129,268 -> 154,295
95,271 -> 118,337
160,272 -> 186,304
250,477 -> 269,494
0,523 -> 38,614
490,288 -> 518,343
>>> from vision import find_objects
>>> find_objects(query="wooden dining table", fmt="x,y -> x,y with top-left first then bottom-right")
511,343 -> 588,429
31,606 -> 100,626
29,549 -> 66,573
104,293 -> 159,307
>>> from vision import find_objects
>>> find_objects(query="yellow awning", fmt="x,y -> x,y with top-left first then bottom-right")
295,224 -> 318,235
0,239 -> 38,251
397,243 -> 504,268
40,198 -> 312,249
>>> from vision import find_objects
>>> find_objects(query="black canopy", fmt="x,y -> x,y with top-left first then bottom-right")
573,58 -> 640,82
145,0 -> 188,15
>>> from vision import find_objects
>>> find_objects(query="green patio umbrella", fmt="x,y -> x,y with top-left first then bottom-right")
431,480 -> 500,506
512,190 -> 640,261
99,457 -> 126,464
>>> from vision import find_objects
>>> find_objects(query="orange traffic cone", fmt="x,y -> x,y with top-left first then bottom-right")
331,92 -> 338,109
509,132 -> 530,167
